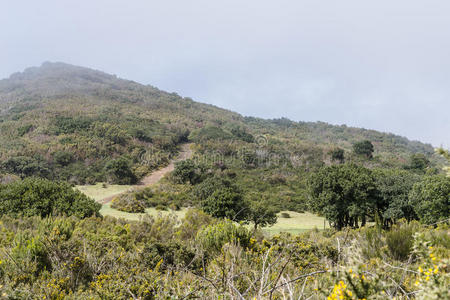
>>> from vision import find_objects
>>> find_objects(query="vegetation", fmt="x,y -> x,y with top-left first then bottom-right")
0,63 -> 448,298
0,213 -> 447,299
0,177 -> 100,218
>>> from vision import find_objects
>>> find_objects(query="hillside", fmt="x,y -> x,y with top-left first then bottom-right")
0,62 -> 442,188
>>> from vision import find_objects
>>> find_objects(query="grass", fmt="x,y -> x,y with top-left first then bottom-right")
100,203 -> 187,221
99,204 -> 328,235
75,183 -> 134,201
77,184 -> 329,234
263,211 -> 329,235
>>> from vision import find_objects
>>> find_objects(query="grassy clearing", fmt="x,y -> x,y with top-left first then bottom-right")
77,184 -> 329,234
75,183 -> 133,201
263,211 -> 329,235
99,204 -> 328,235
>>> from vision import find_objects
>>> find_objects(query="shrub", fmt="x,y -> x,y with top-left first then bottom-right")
385,221 -> 419,261
104,157 -> 137,184
281,212 -> 291,218
201,188 -> 248,222
172,159 -> 205,185
196,220 -> 252,253
111,193 -> 145,213
0,178 -> 100,218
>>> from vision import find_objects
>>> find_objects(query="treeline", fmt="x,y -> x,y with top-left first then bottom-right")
309,163 -> 449,229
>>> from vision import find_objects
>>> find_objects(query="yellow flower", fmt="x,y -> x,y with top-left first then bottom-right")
418,266 -> 423,273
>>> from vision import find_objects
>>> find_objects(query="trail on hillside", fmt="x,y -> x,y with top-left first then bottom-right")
99,143 -> 193,204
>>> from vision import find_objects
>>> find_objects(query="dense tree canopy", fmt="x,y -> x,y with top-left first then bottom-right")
409,175 -> 450,224
308,164 -> 378,229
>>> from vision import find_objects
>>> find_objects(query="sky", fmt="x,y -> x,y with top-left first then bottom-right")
1,0 -> 449,147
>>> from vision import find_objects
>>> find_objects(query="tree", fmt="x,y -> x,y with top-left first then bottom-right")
0,177 -> 100,218
247,200 -> 277,230
409,175 -> 450,224
104,157 -> 137,184
330,148 -> 345,163
308,164 -> 378,230
172,159 -> 205,185
373,168 -> 421,226
201,188 -> 249,222
353,140 -> 374,158
53,151 -> 74,166
407,153 -> 430,174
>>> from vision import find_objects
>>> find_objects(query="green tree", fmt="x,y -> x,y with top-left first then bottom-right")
172,159 -> 205,185
407,153 -> 430,174
53,151 -> 74,166
353,140 -> 374,158
330,148 -> 345,163
104,157 -> 137,184
409,175 -> 450,224
0,178 -> 100,218
308,164 -> 378,230
201,188 -> 249,222
246,199 -> 277,230
373,168 -> 421,226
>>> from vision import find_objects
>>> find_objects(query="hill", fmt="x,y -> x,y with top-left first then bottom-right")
0,62 -> 442,190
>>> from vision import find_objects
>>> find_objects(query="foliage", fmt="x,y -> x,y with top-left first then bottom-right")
0,212 -> 447,298
308,164 -> 378,229
373,168 -> 421,224
0,177 -> 100,218
353,140 -> 374,158
104,157 -> 137,184
407,153 -> 431,174
196,220 -> 252,253
172,159 -> 205,185
330,147 -> 345,163
409,175 -> 450,224
111,193 -> 146,213
201,187 -> 249,222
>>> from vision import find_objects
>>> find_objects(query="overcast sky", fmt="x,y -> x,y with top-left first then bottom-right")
1,0 -> 449,147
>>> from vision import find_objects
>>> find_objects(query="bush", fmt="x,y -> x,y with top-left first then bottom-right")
172,159 -> 205,185
111,193 -> 145,213
409,175 -> 450,224
281,212 -> 291,218
385,221 -> 419,261
104,157 -> 137,184
196,220 -> 252,253
0,178 -> 100,218
201,188 -> 248,221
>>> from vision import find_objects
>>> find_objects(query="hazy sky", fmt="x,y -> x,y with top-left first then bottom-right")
1,0 -> 449,147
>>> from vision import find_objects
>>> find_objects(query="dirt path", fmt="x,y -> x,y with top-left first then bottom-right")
99,143 -> 193,204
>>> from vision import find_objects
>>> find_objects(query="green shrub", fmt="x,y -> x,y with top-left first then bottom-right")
104,157 -> 137,184
196,220 -> 252,253
111,193 -> 145,213
385,221 -> 419,261
0,178 -> 100,218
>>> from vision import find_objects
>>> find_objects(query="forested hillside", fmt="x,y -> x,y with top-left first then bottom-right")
0,62 -> 441,185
